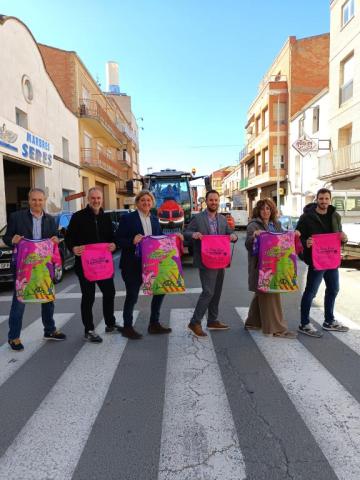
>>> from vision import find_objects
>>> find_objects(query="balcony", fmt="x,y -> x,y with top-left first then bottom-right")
319,141 -> 360,180
79,99 -> 138,147
115,179 -> 128,194
81,148 -> 124,178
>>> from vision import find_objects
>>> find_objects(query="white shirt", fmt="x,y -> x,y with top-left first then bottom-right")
138,210 -> 152,236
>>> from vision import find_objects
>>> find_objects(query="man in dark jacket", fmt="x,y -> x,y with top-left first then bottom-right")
65,187 -> 119,343
4,188 -> 66,351
296,188 -> 348,337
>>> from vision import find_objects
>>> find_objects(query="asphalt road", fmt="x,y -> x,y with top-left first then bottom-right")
0,232 -> 360,480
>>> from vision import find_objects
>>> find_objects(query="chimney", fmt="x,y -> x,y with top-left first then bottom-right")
106,61 -> 120,94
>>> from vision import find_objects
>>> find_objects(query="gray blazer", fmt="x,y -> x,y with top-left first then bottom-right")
184,211 -> 235,268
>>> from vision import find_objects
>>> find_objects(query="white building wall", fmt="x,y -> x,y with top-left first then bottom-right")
285,91 -> 330,216
329,0 -> 360,150
0,17 -> 80,223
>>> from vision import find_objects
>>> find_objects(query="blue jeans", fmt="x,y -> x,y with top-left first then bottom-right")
8,292 -> 56,341
300,267 -> 339,326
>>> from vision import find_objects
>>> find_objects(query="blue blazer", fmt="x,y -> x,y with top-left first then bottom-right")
115,210 -> 162,274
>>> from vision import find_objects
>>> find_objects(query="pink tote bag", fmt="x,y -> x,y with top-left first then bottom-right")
81,243 -> 114,281
312,233 -> 341,270
201,235 -> 231,269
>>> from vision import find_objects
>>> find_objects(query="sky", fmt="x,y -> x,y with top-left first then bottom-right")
1,0 -> 330,176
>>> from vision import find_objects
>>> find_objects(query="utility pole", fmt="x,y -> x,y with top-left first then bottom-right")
276,95 -> 280,210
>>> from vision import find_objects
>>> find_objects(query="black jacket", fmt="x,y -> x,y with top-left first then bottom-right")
3,209 -> 57,246
65,205 -> 114,269
296,203 -> 344,266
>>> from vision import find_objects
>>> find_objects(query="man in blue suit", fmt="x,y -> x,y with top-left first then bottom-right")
116,190 -> 172,339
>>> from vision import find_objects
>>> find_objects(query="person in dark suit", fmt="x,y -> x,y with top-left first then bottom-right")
184,189 -> 238,338
3,188 -> 66,351
116,190 -> 172,339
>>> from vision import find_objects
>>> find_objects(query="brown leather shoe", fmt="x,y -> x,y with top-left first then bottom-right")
122,326 -> 142,340
207,321 -> 230,330
188,323 -> 207,338
148,323 -> 172,334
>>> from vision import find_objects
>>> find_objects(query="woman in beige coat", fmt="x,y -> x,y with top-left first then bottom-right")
244,198 -> 297,338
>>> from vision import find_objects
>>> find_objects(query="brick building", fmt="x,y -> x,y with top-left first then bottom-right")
239,34 -> 330,216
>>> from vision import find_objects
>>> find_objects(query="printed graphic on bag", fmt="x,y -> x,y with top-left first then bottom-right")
140,235 -> 185,295
201,235 -> 231,269
257,231 -> 298,293
15,238 -> 62,303
81,243 -> 114,282
312,233 -> 341,271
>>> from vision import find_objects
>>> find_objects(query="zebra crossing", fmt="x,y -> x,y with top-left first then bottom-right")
0,307 -> 360,479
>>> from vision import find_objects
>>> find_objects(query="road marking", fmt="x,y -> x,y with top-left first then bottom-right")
57,283 -> 77,294
0,315 -> 7,326
0,311 -> 137,480
0,313 -> 74,388
237,307 -> 360,480
0,288 -> 203,302
311,307 -> 360,356
158,309 -> 246,480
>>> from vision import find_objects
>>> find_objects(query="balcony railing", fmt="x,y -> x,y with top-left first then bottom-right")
240,178 -> 248,189
115,179 -> 128,194
81,148 -> 122,178
79,99 -> 138,147
319,141 -> 360,180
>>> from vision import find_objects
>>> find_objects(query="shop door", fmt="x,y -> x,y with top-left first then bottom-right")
4,159 -> 32,218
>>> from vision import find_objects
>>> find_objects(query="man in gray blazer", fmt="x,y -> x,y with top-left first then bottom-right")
184,190 -> 238,337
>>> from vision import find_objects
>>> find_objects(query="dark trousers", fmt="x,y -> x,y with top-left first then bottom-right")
191,268 -> 225,325
300,267 -> 339,326
121,269 -> 165,327
77,268 -> 116,333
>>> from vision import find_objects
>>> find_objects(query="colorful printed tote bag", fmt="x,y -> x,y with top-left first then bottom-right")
140,235 -> 185,295
15,238 -> 62,303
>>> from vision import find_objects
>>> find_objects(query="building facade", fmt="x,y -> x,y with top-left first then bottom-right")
286,89 -> 330,216
0,16 -> 81,227
240,34 -> 330,216
38,46 -> 139,209
319,0 -> 360,189
222,165 -> 247,210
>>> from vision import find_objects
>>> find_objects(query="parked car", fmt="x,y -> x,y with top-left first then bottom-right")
220,212 -> 235,230
104,209 -> 131,235
50,212 -> 76,283
0,225 -> 13,283
279,216 -> 299,231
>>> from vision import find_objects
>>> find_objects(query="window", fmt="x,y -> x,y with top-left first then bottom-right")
273,102 -> 287,124
15,107 -> 28,129
248,162 -> 255,179
256,152 -> 262,175
263,148 -> 269,172
338,124 -> 352,148
342,0 -> 354,27
255,115 -> 261,135
339,53 -> 354,105
273,144 -> 285,169
312,106 -> 320,133
298,116 -> 305,137
22,75 -> 33,103
262,107 -> 269,130
62,137 -> 69,161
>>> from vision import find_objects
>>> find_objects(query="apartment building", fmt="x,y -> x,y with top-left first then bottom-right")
222,165 -> 247,209
0,16 -> 81,227
239,34 -> 330,216
209,167 -> 235,208
319,0 -> 360,189
39,46 -> 139,209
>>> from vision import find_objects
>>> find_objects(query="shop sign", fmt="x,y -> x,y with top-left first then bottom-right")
0,116 -> 54,169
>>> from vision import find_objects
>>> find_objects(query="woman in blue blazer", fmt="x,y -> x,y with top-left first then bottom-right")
115,190 -> 172,339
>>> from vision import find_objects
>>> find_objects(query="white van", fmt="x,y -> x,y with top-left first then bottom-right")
229,209 -> 248,229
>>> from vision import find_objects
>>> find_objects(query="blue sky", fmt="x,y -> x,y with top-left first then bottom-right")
2,0 -> 330,176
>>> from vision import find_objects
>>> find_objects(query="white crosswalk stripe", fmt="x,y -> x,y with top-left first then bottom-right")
0,311 -> 138,480
0,313 -> 74,388
236,307 -> 360,480
159,309 -> 246,480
